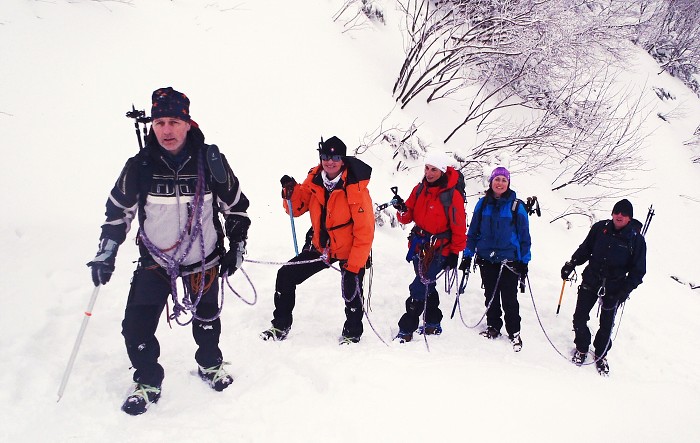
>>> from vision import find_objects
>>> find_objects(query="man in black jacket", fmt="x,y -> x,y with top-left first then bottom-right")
88,87 -> 250,414
560,199 -> 646,375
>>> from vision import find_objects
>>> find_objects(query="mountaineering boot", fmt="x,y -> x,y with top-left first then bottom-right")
396,331 -> 413,343
595,356 -> 609,376
417,323 -> 443,336
260,326 -> 290,341
479,326 -> 501,339
571,349 -> 587,366
198,363 -> 234,391
339,335 -> 361,345
509,332 -> 523,352
121,383 -> 161,416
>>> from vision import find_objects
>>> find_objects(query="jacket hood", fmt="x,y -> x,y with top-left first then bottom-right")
344,156 -> 372,185
620,218 -> 643,237
486,188 -> 516,204
443,167 -> 459,189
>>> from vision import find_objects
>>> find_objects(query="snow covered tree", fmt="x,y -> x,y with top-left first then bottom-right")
636,0 -> 700,95
390,0 -> 651,220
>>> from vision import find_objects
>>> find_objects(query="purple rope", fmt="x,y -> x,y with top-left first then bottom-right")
221,267 -> 258,306
414,254 -> 449,352
246,257 -> 327,266
138,149 -> 215,325
340,271 -> 361,303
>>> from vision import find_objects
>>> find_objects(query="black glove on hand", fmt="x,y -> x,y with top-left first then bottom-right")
616,292 -> 629,304
442,253 -> 459,270
87,238 -> 118,286
459,255 -> 472,271
561,261 -> 575,280
392,195 -> 407,213
514,261 -> 528,277
220,241 -> 246,276
280,175 -> 297,199
341,261 -> 358,276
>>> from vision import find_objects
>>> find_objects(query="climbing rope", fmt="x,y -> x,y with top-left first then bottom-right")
526,277 -> 621,367
139,149 -> 211,325
453,260 -> 505,329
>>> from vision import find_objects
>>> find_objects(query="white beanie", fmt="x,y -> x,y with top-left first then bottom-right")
424,151 -> 451,173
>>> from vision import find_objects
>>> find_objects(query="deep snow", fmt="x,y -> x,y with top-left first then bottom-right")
1,1 -> 699,442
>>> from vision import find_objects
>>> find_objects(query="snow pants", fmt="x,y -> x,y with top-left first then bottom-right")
479,260 -> 521,338
121,263 -> 223,388
572,283 -> 618,358
398,253 -> 446,334
271,249 -> 365,338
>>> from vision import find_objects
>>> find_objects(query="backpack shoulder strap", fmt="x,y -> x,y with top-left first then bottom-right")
137,150 -> 153,213
206,144 -> 228,184
439,188 -> 456,221
415,182 -> 425,198
511,199 -> 522,227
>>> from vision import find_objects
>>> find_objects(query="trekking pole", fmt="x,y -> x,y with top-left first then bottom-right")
57,285 -> 101,402
641,204 -> 654,236
286,199 -> 299,256
555,280 -> 566,315
450,269 -> 470,319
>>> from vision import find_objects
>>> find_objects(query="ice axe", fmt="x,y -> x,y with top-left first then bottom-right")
556,280 -> 566,315
450,268 -> 470,319
375,186 -> 400,211
125,104 -> 151,151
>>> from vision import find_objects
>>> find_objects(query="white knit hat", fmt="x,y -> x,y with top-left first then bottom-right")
424,151 -> 451,173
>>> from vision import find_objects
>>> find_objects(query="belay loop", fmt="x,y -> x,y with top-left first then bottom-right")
139,148 -> 216,325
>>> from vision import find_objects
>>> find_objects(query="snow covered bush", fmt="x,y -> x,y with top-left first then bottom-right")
636,0 -> 700,96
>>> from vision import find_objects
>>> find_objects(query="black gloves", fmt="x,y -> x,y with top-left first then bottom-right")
459,255 -> 472,271
442,253 -> 458,270
280,175 -> 296,199
87,238 -> 119,286
341,261 -> 358,276
514,261 -> 528,277
561,261 -> 575,280
392,195 -> 407,213
220,240 -> 246,276
616,292 -> 629,304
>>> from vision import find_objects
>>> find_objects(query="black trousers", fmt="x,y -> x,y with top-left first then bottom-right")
121,264 -> 222,387
572,283 -> 618,358
479,261 -> 521,337
271,249 -> 365,338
